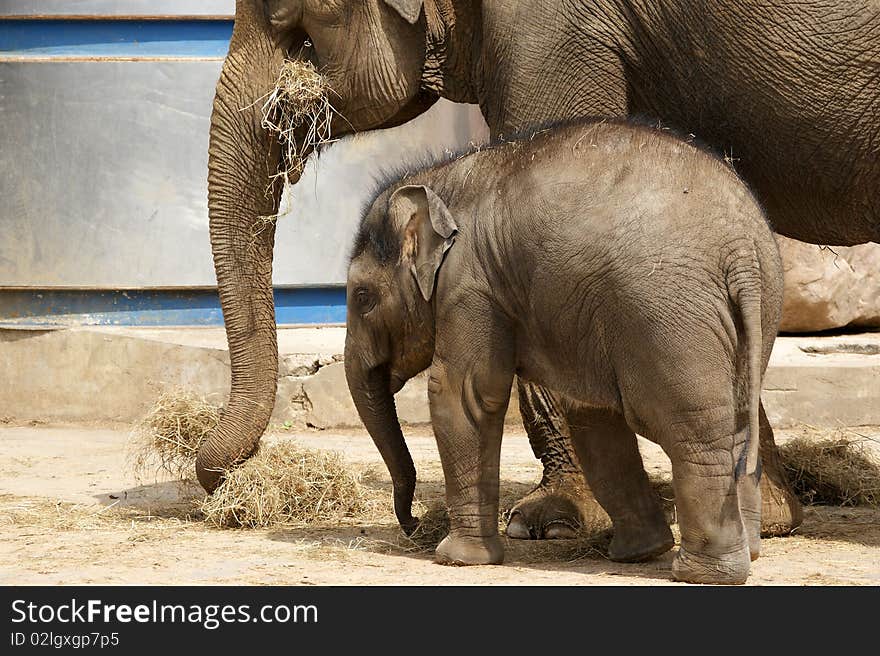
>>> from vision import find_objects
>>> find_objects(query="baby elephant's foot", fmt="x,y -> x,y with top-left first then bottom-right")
435,534 -> 504,566
671,546 -> 751,585
506,474 -> 609,540
608,522 -> 674,563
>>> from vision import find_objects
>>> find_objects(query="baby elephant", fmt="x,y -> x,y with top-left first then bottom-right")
345,119 -> 783,585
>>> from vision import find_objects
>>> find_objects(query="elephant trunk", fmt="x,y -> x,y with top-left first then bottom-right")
344,354 -> 418,535
197,1 -> 295,492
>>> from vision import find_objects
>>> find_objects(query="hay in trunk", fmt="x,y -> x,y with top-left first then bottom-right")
779,435 -> 880,506
129,389 -> 221,481
253,59 -> 340,236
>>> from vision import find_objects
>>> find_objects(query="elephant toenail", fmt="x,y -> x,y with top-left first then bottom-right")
505,512 -> 536,540
543,520 -> 579,540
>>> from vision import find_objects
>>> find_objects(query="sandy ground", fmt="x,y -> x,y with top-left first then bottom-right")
1,422 -> 879,586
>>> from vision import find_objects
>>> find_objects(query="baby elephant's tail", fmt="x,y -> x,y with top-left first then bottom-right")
727,248 -> 764,479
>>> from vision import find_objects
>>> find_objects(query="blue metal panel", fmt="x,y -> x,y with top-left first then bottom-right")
0,289 -> 347,326
0,61 -> 487,289
0,19 -> 233,58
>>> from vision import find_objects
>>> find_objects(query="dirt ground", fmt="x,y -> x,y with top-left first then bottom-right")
1,422 -> 878,586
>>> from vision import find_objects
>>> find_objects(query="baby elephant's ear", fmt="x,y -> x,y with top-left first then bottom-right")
389,185 -> 458,302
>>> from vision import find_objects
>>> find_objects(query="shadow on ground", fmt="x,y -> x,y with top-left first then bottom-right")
95,473 -> 880,585
93,479 -> 203,519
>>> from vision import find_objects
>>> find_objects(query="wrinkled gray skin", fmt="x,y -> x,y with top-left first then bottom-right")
346,120 -> 784,584
203,0 -> 878,542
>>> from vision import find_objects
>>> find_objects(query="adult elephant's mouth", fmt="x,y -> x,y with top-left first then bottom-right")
344,89 -> 440,133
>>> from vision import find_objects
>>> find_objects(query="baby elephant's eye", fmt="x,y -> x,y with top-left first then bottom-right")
354,288 -> 376,314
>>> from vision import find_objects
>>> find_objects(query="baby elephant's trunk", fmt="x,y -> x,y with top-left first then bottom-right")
727,248 -> 764,479
344,356 -> 418,535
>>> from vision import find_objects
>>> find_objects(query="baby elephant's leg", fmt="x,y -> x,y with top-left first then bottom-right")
428,314 -> 514,565
661,406 -> 753,585
431,367 -> 506,565
567,407 -> 673,562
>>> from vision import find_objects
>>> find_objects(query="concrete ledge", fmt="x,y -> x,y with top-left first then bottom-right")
1,326 -> 877,428
762,334 -> 880,427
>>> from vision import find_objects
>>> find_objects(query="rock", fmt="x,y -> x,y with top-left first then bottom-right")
303,361 -> 523,429
776,235 -> 880,333
279,353 -> 321,377
272,377 -> 308,425
303,362 -> 432,429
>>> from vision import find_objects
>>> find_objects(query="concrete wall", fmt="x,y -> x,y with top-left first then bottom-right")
3,326 -> 877,429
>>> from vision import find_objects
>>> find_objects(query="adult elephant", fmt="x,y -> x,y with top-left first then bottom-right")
200,0 -> 879,544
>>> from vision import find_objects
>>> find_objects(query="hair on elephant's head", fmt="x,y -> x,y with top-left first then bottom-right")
344,184 -> 458,534
198,1 -> 445,493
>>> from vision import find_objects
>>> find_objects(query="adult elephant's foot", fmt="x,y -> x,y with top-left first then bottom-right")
760,472 -> 803,537
671,546 -> 751,585
757,404 -> 803,537
506,473 -> 610,540
512,381 -> 611,540
435,534 -> 504,566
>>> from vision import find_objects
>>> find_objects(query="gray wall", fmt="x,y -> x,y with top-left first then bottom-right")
0,3 -> 489,289
276,103 -> 488,286
0,1 -> 234,17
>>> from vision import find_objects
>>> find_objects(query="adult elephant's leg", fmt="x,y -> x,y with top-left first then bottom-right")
567,407 -> 673,561
506,381 -> 609,539
758,402 -> 803,536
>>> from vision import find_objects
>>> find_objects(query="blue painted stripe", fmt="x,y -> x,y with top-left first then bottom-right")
0,289 -> 347,327
0,20 -> 233,58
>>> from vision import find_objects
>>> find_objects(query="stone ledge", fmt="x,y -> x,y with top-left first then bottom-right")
1,326 -> 877,429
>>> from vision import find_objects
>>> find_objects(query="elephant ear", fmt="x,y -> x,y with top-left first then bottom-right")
264,0 -> 303,34
389,185 -> 458,302
383,0 -> 424,24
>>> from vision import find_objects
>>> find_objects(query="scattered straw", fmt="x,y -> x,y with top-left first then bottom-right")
128,389 -> 221,482
779,435 -> 880,506
130,390 -> 393,528
0,495 -> 198,533
200,441 -> 388,529
400,502 -> 450,551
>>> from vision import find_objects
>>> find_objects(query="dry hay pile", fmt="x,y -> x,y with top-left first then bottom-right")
779,435 -> 880,506
201,442 -> 387,529
129,389 -> 221,481
131,390 -> 389,529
